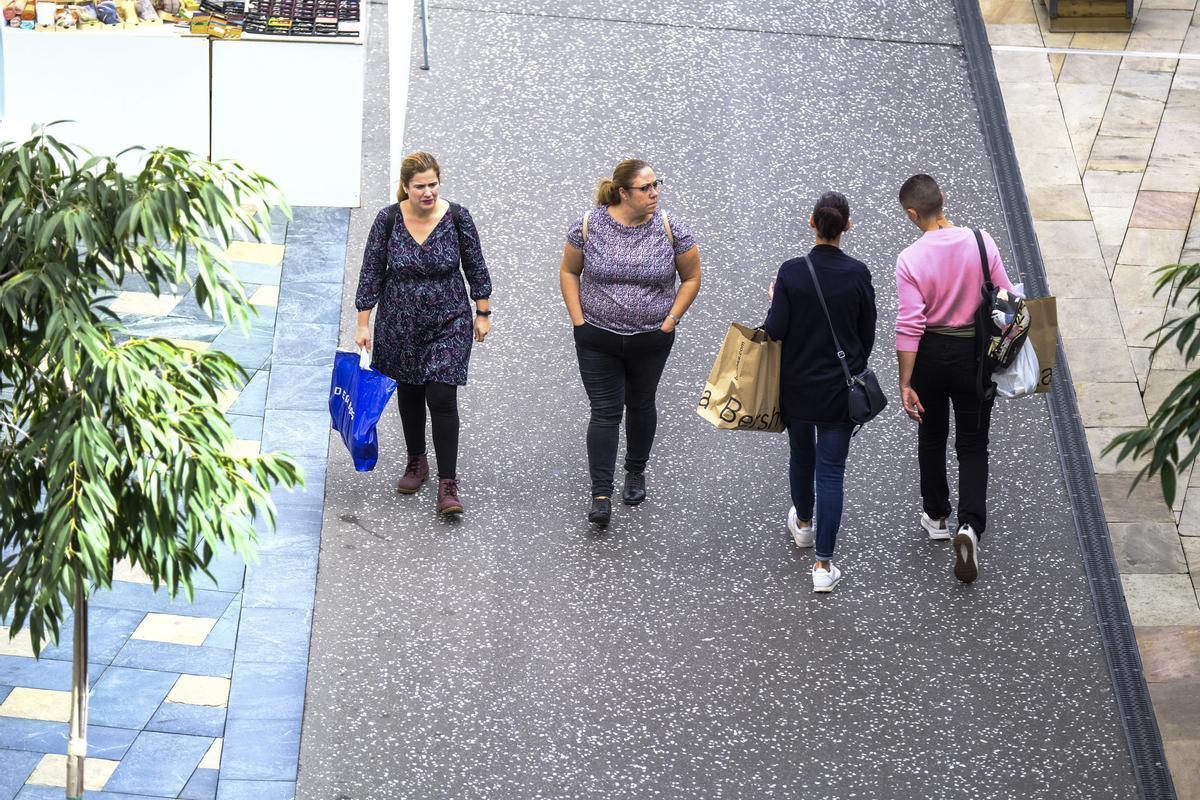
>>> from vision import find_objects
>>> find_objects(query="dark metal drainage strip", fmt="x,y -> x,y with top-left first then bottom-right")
953,1 -> 1176,797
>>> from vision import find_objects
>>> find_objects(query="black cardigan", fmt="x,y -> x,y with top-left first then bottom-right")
763,245 -> 878,425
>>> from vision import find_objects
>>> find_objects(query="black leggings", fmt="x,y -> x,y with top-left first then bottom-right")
396,382 -> 459,480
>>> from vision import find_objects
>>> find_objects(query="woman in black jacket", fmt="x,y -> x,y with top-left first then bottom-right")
764,192 -> 877,593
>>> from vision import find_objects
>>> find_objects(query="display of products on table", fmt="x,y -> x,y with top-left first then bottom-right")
2,0 -> 360,36
243,0 -> 359,37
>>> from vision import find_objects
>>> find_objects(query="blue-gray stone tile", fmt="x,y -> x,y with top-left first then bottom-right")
181,768 -> 219,800
88,666 -> 181,729
272,322 -> 338,366
227,660 -> 307,721
111,640 -> 234,679
210,326 -> 275,372
87,582 -> 235,619
0,719 -> 137,759
287,207 -> 350,245
231,261 -> 282,286
265,364 -> 333,413
37,607 -> 145,665
0,686 -> 11,704
235,608 -> 311,665
281,243 -> 347,284
225,414 -> 265,441
216,780 -> 296,800
195,548 -> 247,594
105,731 -> 213,797
121,315 -> 225,342
146,700 -> 226,738
0,657 -> 104,692
219,719 -> 301,781
229,371 -> 271,418
260,410 -> 330,458
243,554 -> 317,610
203,598 -> 242,651
0,749 -> 42,798
276,283 -> 341,325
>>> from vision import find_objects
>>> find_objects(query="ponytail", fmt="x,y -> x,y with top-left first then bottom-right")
594,158 -> 651,206
396,151 -> 441,202
812,191 -> 850,240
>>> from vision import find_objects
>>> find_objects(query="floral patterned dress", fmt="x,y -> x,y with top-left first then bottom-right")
355,202 -> 492,386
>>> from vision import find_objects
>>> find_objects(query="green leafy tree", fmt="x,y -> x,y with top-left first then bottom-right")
0,129 -> 302,798
1106,261 -> 1200,507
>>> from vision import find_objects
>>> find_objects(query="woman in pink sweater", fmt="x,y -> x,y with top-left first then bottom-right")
894,174 -> 1016,585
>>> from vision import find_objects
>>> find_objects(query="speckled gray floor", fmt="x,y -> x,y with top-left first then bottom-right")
298,4 -> 1139,798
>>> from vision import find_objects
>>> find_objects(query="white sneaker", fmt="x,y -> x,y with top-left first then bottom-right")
787,506 -> 814,548
812,563 -> 842,593
953,525 -> 979,583
921,512 -> 951,541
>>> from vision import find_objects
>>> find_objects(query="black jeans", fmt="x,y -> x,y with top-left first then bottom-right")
396,382 -> 459,479
910,334 -> 994,537
573,323 -> 675,497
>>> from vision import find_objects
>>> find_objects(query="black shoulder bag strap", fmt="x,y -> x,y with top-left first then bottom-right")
384,203 -> 399,245
804,255 -> 855,388
972,228 -> 996,403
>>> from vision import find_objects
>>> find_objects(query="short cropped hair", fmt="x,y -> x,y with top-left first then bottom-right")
898,174 -> 943,218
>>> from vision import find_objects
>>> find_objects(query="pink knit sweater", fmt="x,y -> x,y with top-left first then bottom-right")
894,227 -> 1017,351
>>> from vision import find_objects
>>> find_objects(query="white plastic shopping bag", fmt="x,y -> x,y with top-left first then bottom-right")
994,336 -> 1039,398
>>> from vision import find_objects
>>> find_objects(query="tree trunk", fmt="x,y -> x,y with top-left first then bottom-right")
65,566 -> 88,800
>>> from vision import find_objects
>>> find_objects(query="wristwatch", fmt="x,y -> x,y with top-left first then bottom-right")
667,313 -> 682,325
476,309 -> 492,317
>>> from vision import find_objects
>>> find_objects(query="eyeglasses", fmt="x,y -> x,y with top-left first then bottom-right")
629,179 -> 664,193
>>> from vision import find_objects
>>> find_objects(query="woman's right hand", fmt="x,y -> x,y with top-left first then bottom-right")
355,324 -> 372,352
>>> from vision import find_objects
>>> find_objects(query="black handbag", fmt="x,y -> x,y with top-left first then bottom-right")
804,256 -> 887,427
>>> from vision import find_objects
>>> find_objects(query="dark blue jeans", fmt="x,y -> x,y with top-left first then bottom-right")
787,422 -> 854,561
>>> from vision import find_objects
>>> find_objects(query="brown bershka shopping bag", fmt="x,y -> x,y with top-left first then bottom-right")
696,323 -> 785,432
1024,296 -> 1058,394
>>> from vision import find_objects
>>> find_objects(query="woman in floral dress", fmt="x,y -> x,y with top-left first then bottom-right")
355,151 -> 492,516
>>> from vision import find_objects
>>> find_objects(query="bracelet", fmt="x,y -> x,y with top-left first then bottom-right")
476,309 -> 492,317
667,313 -> 682,325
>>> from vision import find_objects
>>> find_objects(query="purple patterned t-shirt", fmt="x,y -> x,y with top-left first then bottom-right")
566,206 -> 696,334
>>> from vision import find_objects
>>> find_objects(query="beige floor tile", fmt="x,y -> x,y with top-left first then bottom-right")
1092,205 -> 1135,257
1138,0 -> 1195,10
1087,426 -> 1154,472
131,613 -> 217,646
1059,82 -> 1113,121
1057,295 -> 1125,339
0,688 -> 72,722
1074,380 -> 1148,426
1034,220 -> 1105,261
225,241 -> 285,266
1161,91 -> 1200,126
1144,369 -> 1193,414
1130,190 -> 1198,229
217,389 -> 240,414
1098,93 -> 1166,139
167,339 -> 211,353
1114,65 -> 1177,102
1150,682 -> 1200,743
1152,339 -> 1200,370
200,738 -> 222,770
1001,83 -> 1066,118
1110,521 -> 1189,572
1016,146 -> 1085,187
994,50 -> 1057,83
1070,32 -> 1131,48
1130,345 -> 1154,388
1026,184 -> 1093,220
1009,111 -> 1077,154
1121,574 -> 1200,625
108,291 -> 181,317
1119,227 -> 1188,265
28,754 -> 119,791
1050,52 -> 1067,80
1184,491 -> 1200,535
168,675 -> 231,707
0,627 -> 37,658
1136,625 -> 1200,682
111,561 -> 154,585
1098,472 -> 1177,521
1112,261 -> 1163,306
1132,9 -> 1194,37
1083,169 -> 1145,205
982,0 -> 1040,24
1185,536 -> 1200,570
1142,151 -> 1200,194
1058,53 -> 1121,85
1044,258 -> 1118,296
1088,134 -> 1156,172
1062,337 -> 1140,381
226,439 -> 261,459
987,22 -> 1046,45
1119,303 -> 1168,344
1067,116 -> 1104,171
1163,739 -> 1200,800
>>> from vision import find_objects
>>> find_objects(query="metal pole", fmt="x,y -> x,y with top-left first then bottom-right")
65,567 -> 88,800
419,0 -> 430,70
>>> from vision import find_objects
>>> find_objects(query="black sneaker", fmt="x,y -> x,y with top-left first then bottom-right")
622,471 -> 646,505
588,496 -> 612,527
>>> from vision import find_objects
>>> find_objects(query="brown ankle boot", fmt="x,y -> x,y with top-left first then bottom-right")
437,478 -> 463,515
396,454 -> 428,494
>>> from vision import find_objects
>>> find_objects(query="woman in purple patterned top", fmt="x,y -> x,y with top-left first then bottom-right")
559,158 -> 702,527
355,152 -> 492,516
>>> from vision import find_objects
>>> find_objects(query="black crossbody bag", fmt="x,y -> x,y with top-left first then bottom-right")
804,255 -> 887,429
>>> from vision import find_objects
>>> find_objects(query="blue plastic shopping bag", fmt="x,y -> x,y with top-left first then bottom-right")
329,349 -> 398,472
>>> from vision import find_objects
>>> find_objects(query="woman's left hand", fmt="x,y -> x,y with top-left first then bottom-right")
660,316 -> 677,334
474,314 -> 491,342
